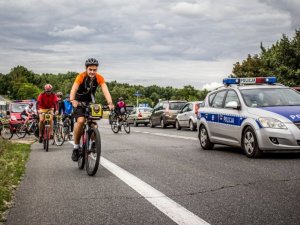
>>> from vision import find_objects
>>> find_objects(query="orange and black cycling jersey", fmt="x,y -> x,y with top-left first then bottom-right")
74,72 -> 105,102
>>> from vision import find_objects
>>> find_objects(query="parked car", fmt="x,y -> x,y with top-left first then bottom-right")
175,101 -> 203,131
149,100 -> 187,128
127,107 -> 153,126
198,77 -> 300,158
9,100 -> 36,128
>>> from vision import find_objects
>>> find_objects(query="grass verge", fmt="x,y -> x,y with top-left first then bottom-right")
0,139 -> 30,222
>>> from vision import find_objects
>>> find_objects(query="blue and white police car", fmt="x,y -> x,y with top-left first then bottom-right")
197,77 -> 300,158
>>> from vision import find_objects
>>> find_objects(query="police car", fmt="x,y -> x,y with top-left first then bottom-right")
197,77 -> 300,158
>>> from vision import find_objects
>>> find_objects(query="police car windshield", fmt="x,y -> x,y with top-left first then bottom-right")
240,88 -> 300,107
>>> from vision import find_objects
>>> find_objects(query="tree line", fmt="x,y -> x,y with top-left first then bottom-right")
0,66 -> 208,107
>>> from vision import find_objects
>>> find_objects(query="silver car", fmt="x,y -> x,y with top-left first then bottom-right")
198,77 -> 300,158
176,101 -> 203,131
127,107 -> 153,126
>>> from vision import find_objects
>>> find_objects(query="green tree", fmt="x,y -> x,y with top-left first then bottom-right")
232,29 -> 300,86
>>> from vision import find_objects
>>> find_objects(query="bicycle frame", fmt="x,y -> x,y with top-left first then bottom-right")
42,111 -> 52,152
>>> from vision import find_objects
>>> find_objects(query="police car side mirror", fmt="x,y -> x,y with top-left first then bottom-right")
225,101 -> 241,110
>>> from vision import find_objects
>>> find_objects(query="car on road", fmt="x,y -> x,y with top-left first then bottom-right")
127,107 -> 153,126
175,101 -> 203,131
198,77 -> 300,158
149,100 -> 187,128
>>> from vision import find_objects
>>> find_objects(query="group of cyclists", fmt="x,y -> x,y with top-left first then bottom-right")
20,58 -> 127,164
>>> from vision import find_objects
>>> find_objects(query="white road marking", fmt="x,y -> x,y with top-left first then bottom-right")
101,158 -> 210,225
69,142 -> 210,225
133,130 -> 198,141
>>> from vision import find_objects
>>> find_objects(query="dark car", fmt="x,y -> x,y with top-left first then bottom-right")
149,100 -> 187,128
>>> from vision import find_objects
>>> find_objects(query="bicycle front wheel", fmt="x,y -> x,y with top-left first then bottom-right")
86,128 -> 101,176
111,121 -> 119,133
16,124 -> 27,138
54,124 -> 64,146
0,125 -> 13,140
123,121 -> 130,134
44,126 -> 50,152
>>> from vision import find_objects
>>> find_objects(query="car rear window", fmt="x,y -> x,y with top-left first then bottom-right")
169,102 -> 186,110
139,108 -> 152,112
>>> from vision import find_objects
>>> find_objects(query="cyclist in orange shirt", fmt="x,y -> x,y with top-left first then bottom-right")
69,58 -> 114,161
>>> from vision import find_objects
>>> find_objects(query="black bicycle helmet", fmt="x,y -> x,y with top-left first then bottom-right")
85,58 -> 99,67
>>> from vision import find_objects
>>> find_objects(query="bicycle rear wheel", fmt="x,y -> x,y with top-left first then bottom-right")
86,128 -> 101,176
0,125 -> 13,140
16,124 -> 27,138
123,121 -> 130,134
54,124 -> 64,146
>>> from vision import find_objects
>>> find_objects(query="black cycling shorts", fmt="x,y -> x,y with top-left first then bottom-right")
73,106 -> 86,121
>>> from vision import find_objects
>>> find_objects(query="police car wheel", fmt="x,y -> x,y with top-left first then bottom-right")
242,127 -> 262,158
175,120 -> 181,130
199,125 -> 214,150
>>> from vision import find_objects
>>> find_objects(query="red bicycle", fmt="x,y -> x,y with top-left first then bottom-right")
41,111 -> 53,152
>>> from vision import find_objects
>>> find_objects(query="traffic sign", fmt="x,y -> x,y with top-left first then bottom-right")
134,91 -> 142,97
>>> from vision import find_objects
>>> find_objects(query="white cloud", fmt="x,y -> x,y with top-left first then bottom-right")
48,25 -> 95,37
171,1 -> 210,17
202,82 -> 222,91
134,30 -> 153,40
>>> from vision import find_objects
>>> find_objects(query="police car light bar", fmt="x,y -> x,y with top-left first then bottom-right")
223,77 -> 277,85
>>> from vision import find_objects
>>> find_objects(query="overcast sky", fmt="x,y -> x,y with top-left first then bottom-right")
0,0 -> 299,90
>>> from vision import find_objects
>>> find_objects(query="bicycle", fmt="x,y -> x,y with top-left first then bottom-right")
76,102 -> 102,176
110,110 -> 130,134
0,117 -> 13,140
40,110 -> 53,152
52,114 -> 64,146
15,114 -> 39,138
62,114 -> 73,141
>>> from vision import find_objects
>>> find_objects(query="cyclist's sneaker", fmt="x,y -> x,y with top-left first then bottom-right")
39,136 -> 43,143
72,148 -> 79,161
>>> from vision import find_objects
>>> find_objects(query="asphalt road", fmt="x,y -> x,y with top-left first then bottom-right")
5,120 -> 300,225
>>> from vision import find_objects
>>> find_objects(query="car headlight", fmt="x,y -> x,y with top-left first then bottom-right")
258,117 -> 287,129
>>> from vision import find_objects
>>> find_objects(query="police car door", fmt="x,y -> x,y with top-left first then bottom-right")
218,90 -> 242,145
209,90 -> 227,139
